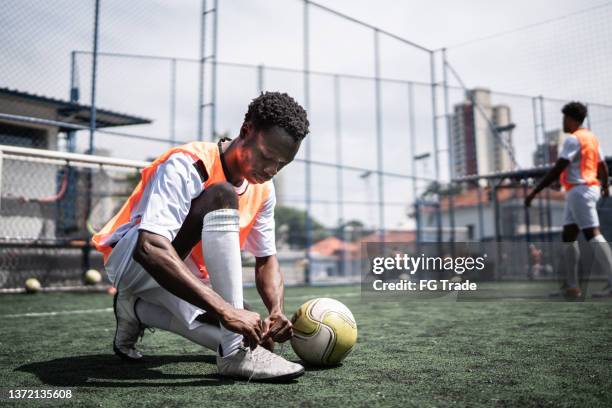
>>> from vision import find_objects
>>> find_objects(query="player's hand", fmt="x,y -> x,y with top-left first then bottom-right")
220,308 -> 262,349
602,184 -> 609,198
261,312 -> 293,343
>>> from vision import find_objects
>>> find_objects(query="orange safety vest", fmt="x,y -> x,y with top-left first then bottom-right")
560,128 -> 601,191
91,141 -> 272,279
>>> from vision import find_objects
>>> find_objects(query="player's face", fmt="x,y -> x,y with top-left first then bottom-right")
563,115 -> 571,133
563,115 -> 580,133
241,124 -> 301,184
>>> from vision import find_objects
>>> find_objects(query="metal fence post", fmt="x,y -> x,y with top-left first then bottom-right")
198,0 -> 206,141
531,97 -> 546,239
257,64 -> 265,93
373,28 -> 385,237
68,51 -> 79,153
334,74 -> 346,275
84,0 -> 101,275
523,181 -> 533,278
334,75 -> 344,228
415,199 -> 421,242
476,182 -> 485,240
585,102 -> 592,130
88,0 -> 100,155
409,83 -> 417,212
493,183 -> 501,241
430,51 -> 442,242
539,96 -> 553,241
303,0 -> 312,285
211,0 -> 218,140
492,181 -> 502,280
442,48 -> 455,243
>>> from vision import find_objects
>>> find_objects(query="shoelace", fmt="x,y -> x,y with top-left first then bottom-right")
247,349 -> 255,383
246,344 -> 287,383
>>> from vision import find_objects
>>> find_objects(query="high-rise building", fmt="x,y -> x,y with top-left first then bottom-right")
451,88 -> 514,179
533,129 -> 565,166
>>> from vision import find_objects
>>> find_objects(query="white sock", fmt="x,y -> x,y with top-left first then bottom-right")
202,208 -> 244,357
589,234 -> 612,286
135,299 -> 220,351
563,241 -> 580,288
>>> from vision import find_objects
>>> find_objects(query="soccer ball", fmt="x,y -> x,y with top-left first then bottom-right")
290,298 -> 357,366
84,269 -> 102,285
24,278 -> 42,294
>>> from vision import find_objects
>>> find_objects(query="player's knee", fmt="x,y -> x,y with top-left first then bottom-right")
562,233 -> 576,242
583,227 -> 601,241
199,182 -> 238,212
562,225 -> 579,242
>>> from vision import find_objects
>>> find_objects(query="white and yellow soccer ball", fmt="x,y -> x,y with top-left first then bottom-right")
84,269 -> 102,285
24,278 -> 42,294
290,298 -> 357,366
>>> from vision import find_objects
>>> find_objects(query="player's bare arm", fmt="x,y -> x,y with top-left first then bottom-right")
92,92 -> 310,379
598,160 -> 609,197
134,230 -> 263,347
525,158 -> 570,207
255,254 -> 293,343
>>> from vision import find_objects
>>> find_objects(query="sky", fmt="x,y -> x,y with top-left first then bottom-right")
1,0 -> 611,229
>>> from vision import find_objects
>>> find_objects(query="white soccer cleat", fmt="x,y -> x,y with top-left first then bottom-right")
217,345 -> 305,382
113,291 -> 145,361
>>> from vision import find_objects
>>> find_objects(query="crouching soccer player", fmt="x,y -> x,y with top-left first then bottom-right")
92,92 -> 309,381
525,101 -> 612,298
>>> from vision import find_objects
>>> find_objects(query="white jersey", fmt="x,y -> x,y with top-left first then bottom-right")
559,133 -> 604,186
106,152 -> 277,258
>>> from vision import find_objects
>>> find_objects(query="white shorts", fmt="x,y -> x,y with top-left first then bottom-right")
563,184 -> 601,229
104,227 -> 208,329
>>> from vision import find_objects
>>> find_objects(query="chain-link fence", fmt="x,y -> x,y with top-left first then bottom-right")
1,1 -> 612,290
0,145 -> 378,288
0,146 -> 144,289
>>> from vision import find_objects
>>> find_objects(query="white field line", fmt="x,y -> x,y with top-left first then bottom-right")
0,292 -> 360,319
1,308 -> 113,318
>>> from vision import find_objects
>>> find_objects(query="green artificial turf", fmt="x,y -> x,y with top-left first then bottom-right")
1,284 -> 611,407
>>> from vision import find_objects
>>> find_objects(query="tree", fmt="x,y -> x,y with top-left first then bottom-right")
421,181 -> 463,197
333,219 -> 370,242
274,205 -> 330,249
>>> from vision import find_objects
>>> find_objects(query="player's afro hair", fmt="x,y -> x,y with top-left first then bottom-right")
244,92 -> 309,142
562,101 -> 588,124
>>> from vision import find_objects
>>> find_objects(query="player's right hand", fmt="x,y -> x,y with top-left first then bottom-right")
220,308 -> 262,349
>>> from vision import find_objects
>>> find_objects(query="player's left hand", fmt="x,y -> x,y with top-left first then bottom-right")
261,312 -> 293,343
602,184 -> 609,198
